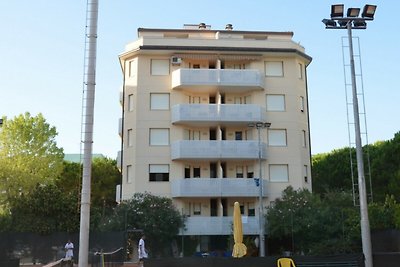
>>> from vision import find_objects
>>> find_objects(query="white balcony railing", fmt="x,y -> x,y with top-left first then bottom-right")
181,216 -> 259,235
171,69 -> 264,90
171,178 -> 268,198
171,140 -> 267,160
171,104 -> 266,125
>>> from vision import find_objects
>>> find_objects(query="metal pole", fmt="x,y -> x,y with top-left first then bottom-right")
79,1 -> 99,266
257,126 -> 265,257
347,23 -> 373,267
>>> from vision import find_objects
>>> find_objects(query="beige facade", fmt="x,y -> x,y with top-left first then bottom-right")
118,24 -> 312,239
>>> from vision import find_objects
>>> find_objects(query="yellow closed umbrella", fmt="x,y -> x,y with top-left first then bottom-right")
232,201 -> 247,258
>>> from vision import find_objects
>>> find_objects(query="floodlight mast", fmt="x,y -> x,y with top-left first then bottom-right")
79,0 -> 99,266
322,4 -> 376,267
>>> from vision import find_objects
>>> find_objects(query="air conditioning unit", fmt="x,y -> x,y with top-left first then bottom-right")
171,56 -> 182,65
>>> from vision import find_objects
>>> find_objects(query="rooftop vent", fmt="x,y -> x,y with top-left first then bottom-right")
225,24 -> 233,30
199,23 -> 207,29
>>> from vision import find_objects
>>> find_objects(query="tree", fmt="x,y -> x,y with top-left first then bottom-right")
9,183 -> 80,234
101,192 -> 185,257
267,187 -> 360,255
0,113 -> 64,204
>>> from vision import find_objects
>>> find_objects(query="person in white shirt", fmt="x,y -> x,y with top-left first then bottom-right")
65,239 -> 74,260
138,234 -> 148,266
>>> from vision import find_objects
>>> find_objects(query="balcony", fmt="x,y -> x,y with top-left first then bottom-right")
171,140 -> 267,161
181,216 -> 259,235
171,178 -> 267,198
171,69 -> 264,92
171,104 -> 266,126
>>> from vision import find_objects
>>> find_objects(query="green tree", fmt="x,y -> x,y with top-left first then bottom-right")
0,113 -> 64,204
267,187 -> 360,255
9,183 -> 80,234
101,192 -> 185,256
56,157 -> 121,230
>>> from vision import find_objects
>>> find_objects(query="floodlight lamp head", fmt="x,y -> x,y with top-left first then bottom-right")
353,20 -> 367,28
322,19 -> 337,28
347,8 -> 361,17
362,4 -> 377,19
331,4 -> 344,18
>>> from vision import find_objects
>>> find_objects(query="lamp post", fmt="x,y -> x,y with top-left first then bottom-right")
322,4 -> 377,267
248,121 -> 271,257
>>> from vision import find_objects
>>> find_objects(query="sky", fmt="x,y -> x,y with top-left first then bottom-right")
0,1 -> 399,159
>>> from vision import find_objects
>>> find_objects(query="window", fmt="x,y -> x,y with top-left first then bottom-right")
149,164 -> 169,181
235,131 -> 243,140
266,94 -> 285,111
129,59 -> 137,77
150,129 -> 169,146
185,165 -> 190,179
127,129 -> 133,147
302,130 -> 307,147
127,165 -> 132,183
236,166 -> 243,178
184,129 -> 201,140
265,61 -> 283,77
247,166 -> 254,178
300,96 -> 305,112
151,93 -> 170,110
270,164 -> 289,182
193,203 -> 201,215
128,94 -> 134,111
151,59 -> 169,75
304,165 -> 309,183
268,129 -> 287,146
248,203 -> 255,216
298,63 -> 303,79
193,167 -> 201,178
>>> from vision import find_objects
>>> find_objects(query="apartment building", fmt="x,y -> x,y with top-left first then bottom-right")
118,23 -> 312,253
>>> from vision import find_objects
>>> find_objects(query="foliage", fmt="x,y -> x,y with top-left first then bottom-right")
101,192 -> 185,256
368,195 -> 400,230
0,113 -> 64,204
312,131 -> 400,203
267,187 -> 361,255
8,184 -> 80,234
311,147 -> 353,196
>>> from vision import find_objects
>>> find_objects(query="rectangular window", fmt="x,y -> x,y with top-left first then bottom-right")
151,93 -> 170,110
151,59 -> 169,76
300,96 -> 305,112
235,131 -> 243,140
304,165 -> 309,183
266,94 -> 285,111
193,167 -> 201,178
298,63 -> 303,79
248,203 -> 255,216
128,94 -> 134,111
302,130 -> 307,147
265,61 -> 284,77
236,166 -> 243,178
270,164 -> 289,182
150,128 -> 169,146
247,166 -> 254,178
185,165 -> 191,179
193,203 -> 201,215
127,165 -> 132,183
129,59 -> 137,77
268,129 -> 287,146
234,97 -> 242,104
149,164 -> 169,181
127,129 -> 133,147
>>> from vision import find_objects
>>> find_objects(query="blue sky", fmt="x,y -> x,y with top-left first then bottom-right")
0,1 -> 398,158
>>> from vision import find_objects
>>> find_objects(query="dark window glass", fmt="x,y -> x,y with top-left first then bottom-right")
149,172 -> 169,181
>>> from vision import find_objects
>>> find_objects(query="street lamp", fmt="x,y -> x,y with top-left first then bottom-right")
322,4 -> 376,267
248,121 -> 271,257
